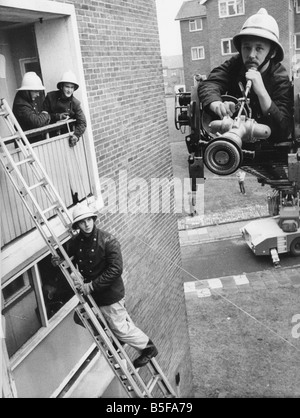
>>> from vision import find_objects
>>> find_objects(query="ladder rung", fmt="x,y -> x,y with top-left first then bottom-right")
15,156 -> 35,166
1,96 -> 176,398
0,133 -> 20,142
29,179 -> 48,191
146,374 -> 160,393
74,302 -> 176,398
42,203 -> 59,214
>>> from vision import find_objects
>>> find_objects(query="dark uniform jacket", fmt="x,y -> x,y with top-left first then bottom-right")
43,90 -> 87,138
13,91 -> 51,138
67,227 -> 125,306
198,55 -> 293,143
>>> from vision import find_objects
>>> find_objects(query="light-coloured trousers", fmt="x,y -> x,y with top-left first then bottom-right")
100,298 -> 149,351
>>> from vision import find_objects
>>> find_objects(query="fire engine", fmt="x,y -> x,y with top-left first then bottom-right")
174,77 -> 300,268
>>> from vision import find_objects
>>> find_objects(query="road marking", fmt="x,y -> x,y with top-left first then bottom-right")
184,267 -> 298,298
207,278 -> 223,289
233,274 -> 249,285
197,288 -> 211,298
184,282 -> 196,293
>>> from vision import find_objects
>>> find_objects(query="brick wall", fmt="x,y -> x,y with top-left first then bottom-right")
64,0 -> 194,396
205,0 -> 291,72
180,0 -> 292,85
181,17 -> 211,90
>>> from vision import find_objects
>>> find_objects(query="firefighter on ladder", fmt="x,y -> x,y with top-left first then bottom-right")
53,203 -> 158,368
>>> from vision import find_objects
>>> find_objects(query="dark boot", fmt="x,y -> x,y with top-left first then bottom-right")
133,339 -> 158,368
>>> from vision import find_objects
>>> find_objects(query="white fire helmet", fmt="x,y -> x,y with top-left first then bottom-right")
233,8 -> 284,63
72,204 -> 97,228
17,72 -> 45,91
57,70 -> 79,91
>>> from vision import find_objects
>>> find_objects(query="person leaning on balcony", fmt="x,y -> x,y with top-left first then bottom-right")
52,203 -> 158,369
198,8 -> 293,144
43,71 -> 87,148
12,72 -> 51,142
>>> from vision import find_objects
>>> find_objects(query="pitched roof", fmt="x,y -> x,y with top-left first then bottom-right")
175,0 -> 207,21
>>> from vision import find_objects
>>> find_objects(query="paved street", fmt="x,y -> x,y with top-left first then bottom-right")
180,219 -> 300,398
166,95 -> 300,398
181,237 -> 300,281
185,278 -> 300,398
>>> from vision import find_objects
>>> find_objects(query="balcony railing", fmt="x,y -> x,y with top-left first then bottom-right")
1,121 -> 92,248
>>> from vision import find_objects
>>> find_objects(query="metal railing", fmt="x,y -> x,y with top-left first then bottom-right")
1,120 -> 92,247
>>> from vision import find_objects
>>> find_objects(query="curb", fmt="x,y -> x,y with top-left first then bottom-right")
179,233 -> 242,246
184,268 -> 300,299
178,214 -> 269,231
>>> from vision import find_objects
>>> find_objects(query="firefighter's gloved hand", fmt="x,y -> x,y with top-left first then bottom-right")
71,274 -> 94,295
81,282 -> 94,296
58,112 -> 70,121
70,272 -> 83,289
70,273 -> 93,295
51,255 -> 62,267
69,134 -> 79,147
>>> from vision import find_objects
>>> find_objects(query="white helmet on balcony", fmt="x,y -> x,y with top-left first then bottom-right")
233,8 -> 284,63
17,72 -> 45,90
57,70 -> 79,91
72,203 -> 97,228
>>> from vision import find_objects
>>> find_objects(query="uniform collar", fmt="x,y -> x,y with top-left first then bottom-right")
79,225 -> 97,242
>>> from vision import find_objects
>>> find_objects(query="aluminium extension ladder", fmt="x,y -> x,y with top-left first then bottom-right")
0,98 -> 176,399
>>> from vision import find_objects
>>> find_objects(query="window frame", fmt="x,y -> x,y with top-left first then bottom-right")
189,18 -> 203,32
296,0 -> 300,13
295,33 -> 300,50
19,57 -> 40,77
218,0 -> 245,18
191,46 -> 205,61
2,271 -> 32,309
1,238 -> 77,366
1,0 -> 105,292
0,0 -> 104,213
221,38 -> 238,55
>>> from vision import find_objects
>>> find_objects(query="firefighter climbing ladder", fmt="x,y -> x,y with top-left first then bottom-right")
0,98 -> 176,399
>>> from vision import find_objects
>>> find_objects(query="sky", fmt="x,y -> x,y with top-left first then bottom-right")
155,0 -> 184,57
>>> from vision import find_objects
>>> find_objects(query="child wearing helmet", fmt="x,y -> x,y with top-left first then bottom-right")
198,8 -> 293,144
12,72 -> 51,141
43,70 -> 87,147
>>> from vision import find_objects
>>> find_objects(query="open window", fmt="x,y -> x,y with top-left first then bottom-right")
2,251 -> 74,358
218,0 -> 245,18
221,38 -> 238,55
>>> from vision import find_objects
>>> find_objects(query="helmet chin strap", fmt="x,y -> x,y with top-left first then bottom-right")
257,46 -> 276,71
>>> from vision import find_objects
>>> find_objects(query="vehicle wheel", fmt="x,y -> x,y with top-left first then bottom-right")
290,237 -> 300,256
